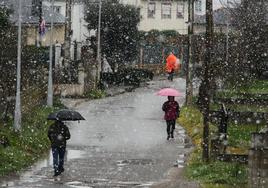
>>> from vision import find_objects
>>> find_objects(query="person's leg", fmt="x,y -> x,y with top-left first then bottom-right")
166,120 -> 171,140
170,120 -> 176,138
170,71 -> 174,81
52,147 -> 60,176
58,147 -> 66,173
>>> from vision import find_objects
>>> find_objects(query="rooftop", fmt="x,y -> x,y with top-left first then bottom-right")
0,0 -> 65,25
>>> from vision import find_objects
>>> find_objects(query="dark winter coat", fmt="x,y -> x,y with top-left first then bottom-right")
162,100 -> 180,120
48,121 -> 70,148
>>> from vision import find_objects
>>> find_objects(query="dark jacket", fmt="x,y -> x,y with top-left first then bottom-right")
162,100 -> 180,120
48,121 -> 70,148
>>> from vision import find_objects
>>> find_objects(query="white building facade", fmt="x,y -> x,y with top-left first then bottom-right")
119,0 -> 206,34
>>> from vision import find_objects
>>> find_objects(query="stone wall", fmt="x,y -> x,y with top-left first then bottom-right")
54,66 -> 85,97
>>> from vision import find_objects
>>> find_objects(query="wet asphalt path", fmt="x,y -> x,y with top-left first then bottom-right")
0,77 -> 198,188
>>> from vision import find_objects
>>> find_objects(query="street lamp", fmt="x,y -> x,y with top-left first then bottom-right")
96,0 -> 102,82
14,0 -> 22,131
226,0 -> 230,63
47,0 -> 55,107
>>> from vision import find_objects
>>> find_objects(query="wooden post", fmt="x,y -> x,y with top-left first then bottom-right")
186,0 -> 194,105
202,0 -> 213,162
139,47 -> 143,68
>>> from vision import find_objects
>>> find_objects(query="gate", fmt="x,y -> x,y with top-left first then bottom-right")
139,44 -> 188,75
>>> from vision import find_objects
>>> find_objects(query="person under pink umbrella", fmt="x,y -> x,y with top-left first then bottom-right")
162,96 -> 180,140
157,88 -> 182,97
157,88 -> 181,140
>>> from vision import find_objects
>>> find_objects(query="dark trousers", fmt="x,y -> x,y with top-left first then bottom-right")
166,120 -> 176,136
52,146 -> 66,173
168,71 -> 174,81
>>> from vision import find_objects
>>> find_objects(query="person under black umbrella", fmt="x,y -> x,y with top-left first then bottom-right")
48,120 -> 70,176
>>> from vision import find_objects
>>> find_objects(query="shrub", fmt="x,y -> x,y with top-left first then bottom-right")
84,89 -> 106,99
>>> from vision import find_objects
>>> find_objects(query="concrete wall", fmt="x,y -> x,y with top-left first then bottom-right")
54,84 -> 84,97
54,66 -> 85,97
25,25 -> 65,46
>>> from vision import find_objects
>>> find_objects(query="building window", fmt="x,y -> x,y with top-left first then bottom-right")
177,3 -> 184,18
148,2 -> 156,18
195,0 -> 202,12
161,3 -> 171,19
54,6 -> 61,13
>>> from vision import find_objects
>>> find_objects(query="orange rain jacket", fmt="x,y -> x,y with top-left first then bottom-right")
166,53 -> 177,73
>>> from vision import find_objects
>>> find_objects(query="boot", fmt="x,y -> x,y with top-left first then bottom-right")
167,135 -> 170,140
54,170 -> 61,177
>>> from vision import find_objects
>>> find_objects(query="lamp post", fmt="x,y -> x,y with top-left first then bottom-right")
96,0 -> 102,83
64,0 -> 72,64
47,0 -> 55,107
226,0 -> 230,63
14,0 -> 22,131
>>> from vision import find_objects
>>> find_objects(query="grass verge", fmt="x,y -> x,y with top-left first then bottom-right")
222,80 -> 268,95
84,89 -> 106,99
0,98 -> 64,176
178,106 -> 249,187
210,103 -> 268,113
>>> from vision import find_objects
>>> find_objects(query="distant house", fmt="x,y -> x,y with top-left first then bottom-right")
43,0 -> 90,45
0,0 -> 65,46
193,7 -> 237,34
119,0 -> 189,34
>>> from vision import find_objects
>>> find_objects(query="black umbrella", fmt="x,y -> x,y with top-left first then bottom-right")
47,109 -> 85,121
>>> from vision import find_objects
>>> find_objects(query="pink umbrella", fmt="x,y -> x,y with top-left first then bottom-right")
157,88 -> 182,97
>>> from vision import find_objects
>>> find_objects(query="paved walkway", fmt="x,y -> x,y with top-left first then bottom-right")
1,77 -> 199,188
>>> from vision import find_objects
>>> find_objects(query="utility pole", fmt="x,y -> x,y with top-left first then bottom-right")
96,0 -> 102,82
47,0 -> 55,107
14,0 -> 22,131
201,0 -> 213,162
64,0 -> 72,63
38,0 -> 43,47
186,0 -> 194,105
226,0 -> 230,63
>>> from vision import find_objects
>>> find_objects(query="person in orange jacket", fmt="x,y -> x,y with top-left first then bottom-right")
166,52 -> 177,81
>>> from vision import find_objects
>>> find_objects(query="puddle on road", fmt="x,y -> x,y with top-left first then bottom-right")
66,181 -> 93,188
65,179 -> 154,188
116,159 -> 154,167
0,149 -> 87,187
66,149 -> 86,161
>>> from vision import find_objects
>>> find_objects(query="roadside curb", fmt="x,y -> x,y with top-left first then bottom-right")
61,85 -> 138,109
